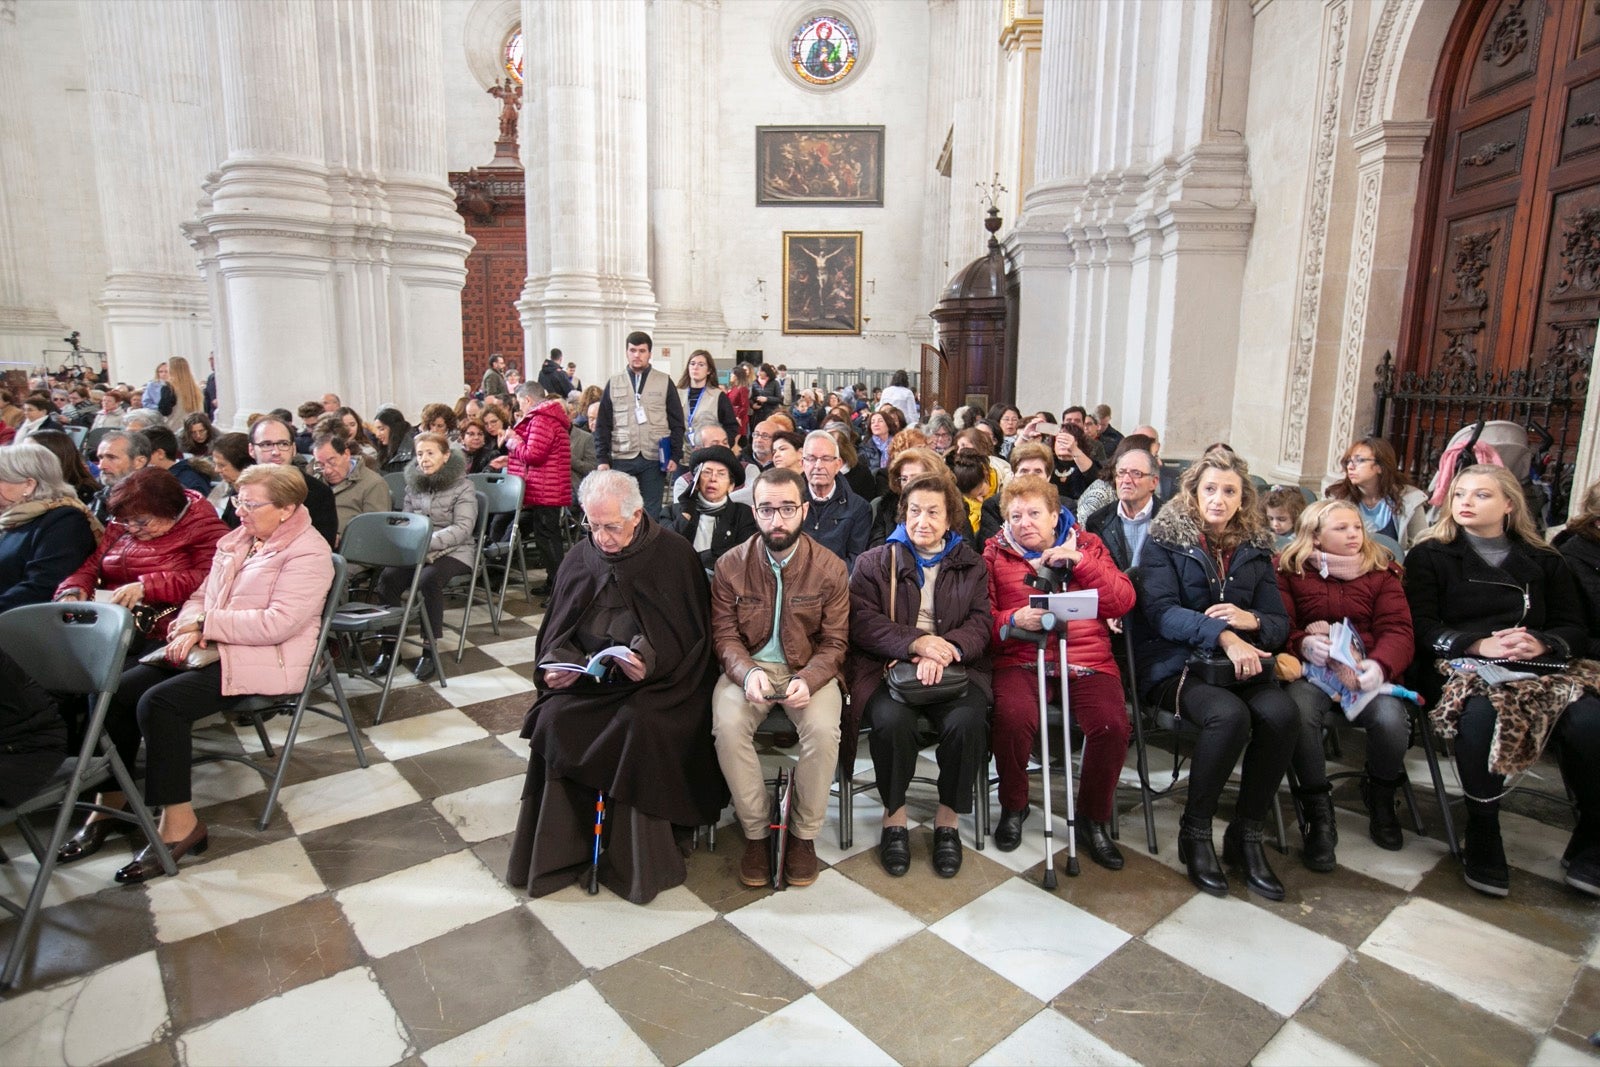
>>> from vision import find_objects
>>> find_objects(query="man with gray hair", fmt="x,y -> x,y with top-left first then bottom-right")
798,430 -> 870,570
122,409 -> 164,434
312,432 -> 389,544
90,430 -> 153,525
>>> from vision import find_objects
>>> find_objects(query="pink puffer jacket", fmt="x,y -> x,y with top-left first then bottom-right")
172,506 -> 334,697
506,399 -> 572,508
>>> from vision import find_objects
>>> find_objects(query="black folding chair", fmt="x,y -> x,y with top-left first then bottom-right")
382,471 -> 408,510
0,604 -> 173,989
330,512 -> 443,723
441,490 -> 492,660
471,472 -> 531,619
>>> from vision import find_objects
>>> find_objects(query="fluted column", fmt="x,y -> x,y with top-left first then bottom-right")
0,0 -> 65,364
647,0 -> 725,374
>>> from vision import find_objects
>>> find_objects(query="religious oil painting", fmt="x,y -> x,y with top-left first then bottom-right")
783,232 -> 861,335
757,126 -> 884,206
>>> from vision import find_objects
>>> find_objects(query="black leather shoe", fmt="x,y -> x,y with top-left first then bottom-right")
994,806 -> 1029,852
932,827 -> 963,878
413,651 -> 438,683
879,826 -> 910,877
1077,821 -> 1124,871
57,812 -> 133,865
368,640 -> 399,678
1223,818 -> 1286,901
114,822 -> 209,885
1361,773 -> 1405,851
1294,784 -> 1339,872
1178,813 -> 1228,896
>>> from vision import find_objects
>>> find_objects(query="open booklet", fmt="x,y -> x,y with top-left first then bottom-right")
1304,618 -> 1420,720
543,645 -> 634,678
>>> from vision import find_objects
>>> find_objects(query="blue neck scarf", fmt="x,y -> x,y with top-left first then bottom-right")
886,526 -> 962,587
1003,506 -> 1077,560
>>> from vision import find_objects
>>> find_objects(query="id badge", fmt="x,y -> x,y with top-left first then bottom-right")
634,395 -> 647,424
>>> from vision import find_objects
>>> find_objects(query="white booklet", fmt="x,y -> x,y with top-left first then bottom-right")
543,644 -> 634,678
1027,589 -> 1100,620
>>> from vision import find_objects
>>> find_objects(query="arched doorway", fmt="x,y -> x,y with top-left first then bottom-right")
1392,0 -> 1600,510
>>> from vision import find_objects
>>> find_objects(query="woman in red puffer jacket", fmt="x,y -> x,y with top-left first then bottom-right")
56,468 -> 228,654
504,387 -> 573,596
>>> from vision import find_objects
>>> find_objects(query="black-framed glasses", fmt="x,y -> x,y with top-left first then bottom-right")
755,504 -> 802,520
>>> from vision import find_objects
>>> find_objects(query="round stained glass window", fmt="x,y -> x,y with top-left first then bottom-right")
504,28 -> 524,84
789,14 -> 857,86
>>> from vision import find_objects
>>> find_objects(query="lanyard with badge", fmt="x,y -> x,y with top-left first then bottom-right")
685,386 -> 705,447
631,370 -> 648,425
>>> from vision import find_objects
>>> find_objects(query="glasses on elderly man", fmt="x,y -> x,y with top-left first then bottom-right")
581,518 -> 630,537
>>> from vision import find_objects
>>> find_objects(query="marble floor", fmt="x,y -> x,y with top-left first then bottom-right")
1,589 -> 1597,1067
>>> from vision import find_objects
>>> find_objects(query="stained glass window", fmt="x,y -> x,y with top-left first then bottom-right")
789,14 -> 858,87
504,27 -> 524,85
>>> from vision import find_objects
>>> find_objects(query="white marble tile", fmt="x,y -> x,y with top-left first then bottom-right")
475,635 -> 541,667
0,824 -> 142,912
432,774 -> 524,843
1144,894 -> 1347,1017
930,879 -> 1129,1002
685,993 -> 897,1066
147,837 -> 326,944
1252,1020 -> 1375,1066
364,707 -> 490,761
495,729 -> 531,761
1326,807 -> 1449,891
422,980 -> 660,1066
178,967 -> 409,1067
277,762 -> 422,835
980,807 -> 1082,875
0,951 -> 167,1066
1530,1036 -> 1600,1066
974,1008 -> 1139,1066
335,850 -> 517,958
524,883 -> 715,971
189,757 -> 269,808
437,667 -> 532,708
724,868 -> 923,987
1358,897 -> 1579,1031
1499,807 -> 1579,883
230,703 -> 349,754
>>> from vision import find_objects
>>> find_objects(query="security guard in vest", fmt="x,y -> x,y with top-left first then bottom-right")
593,330 -> 686,519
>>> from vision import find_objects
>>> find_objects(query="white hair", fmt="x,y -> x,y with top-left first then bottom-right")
803,429 -> 839,457
0,441 -> 74,503
123,408 -> 163,431
578,468 -> 645,517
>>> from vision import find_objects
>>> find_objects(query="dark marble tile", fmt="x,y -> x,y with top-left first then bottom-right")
464,618 -> 538,646
157,895 -> 364,1031
453,693 -> 533,736
1239,856 -> 1409,948
1296,956 -> 1536,1066
1051,939 -> 1282,1066
834,826 -> 1014,925
1410,862 -> 1600,958
184,791 -> 299,863
591,918 -> 809,1065
820,930 -> 1041,1067
102,1041 -> 180,1067
348,683 -> 454,728
1551,965 -> 1600,1055
274,736 -> 386,787
392,736 -> 527,800
0,885 -> 156,994
680,826 -> 779,914
373,907 -> 583,1052
445,646 -> 503,677
300,801 -> 465,891
1020,846 -> 1196,938
471,832 -> 516,889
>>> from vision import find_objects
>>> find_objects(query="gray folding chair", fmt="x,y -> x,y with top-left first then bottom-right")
330,512 -> 443,723
0,603 -> 173,989
62,424 -> 87,448
383,471 -> 409,510
442,490 -> 492,660
201,556 -> 366,829
469,472 -> 530,622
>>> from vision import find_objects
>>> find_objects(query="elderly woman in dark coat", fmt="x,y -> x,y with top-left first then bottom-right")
672,445 -> 757,574
508,469 -> 727,904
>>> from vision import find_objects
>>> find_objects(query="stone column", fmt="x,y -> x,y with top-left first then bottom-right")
85,0 -> 215,386
0,0 -> 65,366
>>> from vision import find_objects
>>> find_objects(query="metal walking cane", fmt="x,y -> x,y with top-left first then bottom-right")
999,612 -> 1060,890
1054,617 -> 1080,878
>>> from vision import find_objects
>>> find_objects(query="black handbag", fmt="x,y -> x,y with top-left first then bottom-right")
130,601 -> 178,638
1183,647 -> 1275,688
883,545 -> 970,706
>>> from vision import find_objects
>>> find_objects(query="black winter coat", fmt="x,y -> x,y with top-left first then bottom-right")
1084,496 -> 1163,572
671,498 -> 758,572
0,506 -> 97,614
0,648 -> 67,807
1555,528 -> 1600,658
1403,534 -> 1587,703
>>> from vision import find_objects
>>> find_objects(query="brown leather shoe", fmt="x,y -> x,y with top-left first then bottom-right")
739,837 -> 771,888
784,836 -> 819,887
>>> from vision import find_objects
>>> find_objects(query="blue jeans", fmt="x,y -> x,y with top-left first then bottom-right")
612,454 -> 667,520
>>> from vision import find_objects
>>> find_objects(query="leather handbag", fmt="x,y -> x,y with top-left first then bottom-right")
130,601 -> 178,638
883,544 -> 969,706
1183,647 -> 1275,688
140,643 -> 221,671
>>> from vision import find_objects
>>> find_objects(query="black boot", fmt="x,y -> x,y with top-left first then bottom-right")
1361,772 -> 1405,851
1178,813 -> 1227,896
368,638 -> 399,677
1223,817 -> 1286,901
1294,784 -> 1338,873
413,645 -> 439,683
1076,821 -> 1124,871
994,806 -> 1030,852
1462,801 -> 1510,897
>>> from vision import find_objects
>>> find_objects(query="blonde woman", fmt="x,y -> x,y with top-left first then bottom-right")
1276,500 -> 1413,868
1404,464 -> 1599,899
160,356 -> 206,431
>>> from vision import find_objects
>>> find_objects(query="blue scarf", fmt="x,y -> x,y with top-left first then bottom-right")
1003,506 -> 1076,560
886,526 -> 962,587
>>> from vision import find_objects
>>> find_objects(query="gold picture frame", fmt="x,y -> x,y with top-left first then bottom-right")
782,231 -> 861,335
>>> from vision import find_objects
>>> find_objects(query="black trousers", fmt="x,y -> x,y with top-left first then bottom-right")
1287,679 -> 1410,787
523,506 -> 566,584
864,686 -> 988,815
1151,675 -> 1297,822
1455,694 -> 1600,834
376,556 -> 472,642
104,662 -> 230,807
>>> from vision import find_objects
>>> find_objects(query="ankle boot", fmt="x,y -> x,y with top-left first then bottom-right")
1361,772 -> 1405,851
1462,801 -> 1509,897
1178,813 -> 1228,896
1223,817 -> 1286,901
368,638 -> 399,677
1294,784 -> 1338,873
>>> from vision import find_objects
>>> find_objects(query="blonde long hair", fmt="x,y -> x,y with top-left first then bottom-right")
166,356 -> 205,416
1175,446 -> 1266,555
1278,499 -> 1392,575
1415,463 -> 1551,551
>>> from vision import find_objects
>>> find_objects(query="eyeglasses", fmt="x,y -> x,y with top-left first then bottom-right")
254,440 -> 293,452
1343,456 -> 1376,468
1114,468 -> 1152,481
581,518 -> 630,537
751,431 -> 774,442
235,499 -> 275,513
802,454 -> 839,466
122,516 -> 161,531
755,503 -> 802,520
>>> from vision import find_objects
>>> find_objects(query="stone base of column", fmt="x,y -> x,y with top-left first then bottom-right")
519,273 -> 657,382
98,273 -> 211,387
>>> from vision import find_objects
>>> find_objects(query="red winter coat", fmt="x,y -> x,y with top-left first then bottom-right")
1276,562 -> 1414,682
727,385 -> 751,438
985,529 -> 1134,676
56,489 -> 229,641
506,399 -> 573,508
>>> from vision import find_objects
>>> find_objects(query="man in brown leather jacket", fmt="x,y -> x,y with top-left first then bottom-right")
710,467 -> 849,889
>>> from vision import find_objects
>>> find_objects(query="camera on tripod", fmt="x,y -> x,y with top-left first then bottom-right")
62,331 -> 81,352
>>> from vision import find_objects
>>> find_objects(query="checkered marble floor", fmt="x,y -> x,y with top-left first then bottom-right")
1,588 -> 1597,1067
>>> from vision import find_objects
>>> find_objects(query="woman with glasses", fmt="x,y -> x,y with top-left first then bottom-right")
1326,437 -> 1428,551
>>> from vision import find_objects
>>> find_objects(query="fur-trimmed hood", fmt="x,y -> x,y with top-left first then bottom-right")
1148,496 -> 1276,554
404,447 -> 467,494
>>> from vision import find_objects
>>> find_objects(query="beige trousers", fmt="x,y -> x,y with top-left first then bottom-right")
712,661 -> 842,840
